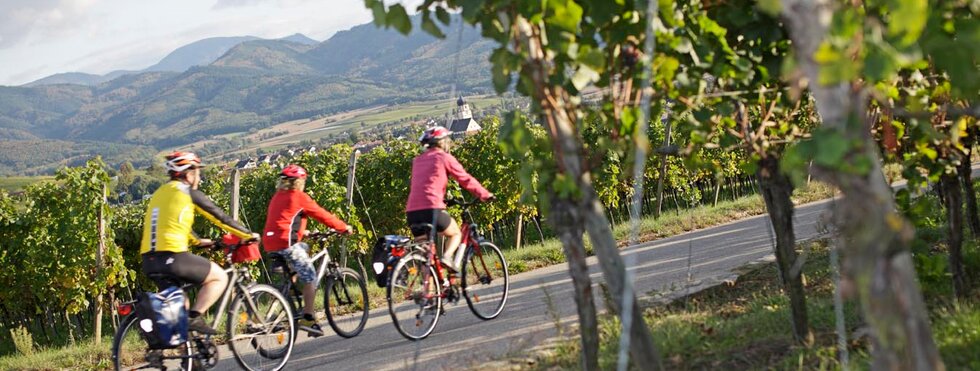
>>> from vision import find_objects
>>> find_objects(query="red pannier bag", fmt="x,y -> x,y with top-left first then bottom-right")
222,234 -> 261,263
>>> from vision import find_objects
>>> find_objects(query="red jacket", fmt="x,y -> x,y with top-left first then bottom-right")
406,148 -> 491,212
263,190 -> 348,252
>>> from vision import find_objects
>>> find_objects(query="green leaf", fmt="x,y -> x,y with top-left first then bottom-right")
864,41 -> 900,82
576,46 -> 605,70
756,0 -> 782,16
492,63 -> 512,94
553,174 -> 580,199
369,0 -> 386,27
387,4 -> 412,35
814,42 -> 858,84
546,0 -> 584,33
813,133 -> 850,167
435,7 -> 451,25
459,0 -> 485,21
887,0 -> 928,46
421,16 -> 446,38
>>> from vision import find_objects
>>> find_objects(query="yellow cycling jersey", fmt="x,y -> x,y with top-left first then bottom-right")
140,181 -> 252,254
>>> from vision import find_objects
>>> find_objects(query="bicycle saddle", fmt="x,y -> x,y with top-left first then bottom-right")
409,223 -> 435,237
146,273 -> 191,289
267,255 -> 289,273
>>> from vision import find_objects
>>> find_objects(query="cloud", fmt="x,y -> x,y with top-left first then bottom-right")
0,0 -> 100,49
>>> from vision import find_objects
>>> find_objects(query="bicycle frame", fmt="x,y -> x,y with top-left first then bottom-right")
414,201 -> 485,301
208,266 -> 262,331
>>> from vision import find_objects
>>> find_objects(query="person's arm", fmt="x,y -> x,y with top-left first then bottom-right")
444,153 -> 492,200
301,193 -> 350,232
190,189 -> 253,239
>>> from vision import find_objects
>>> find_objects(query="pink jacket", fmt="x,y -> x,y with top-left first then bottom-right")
406,148 -> 491,212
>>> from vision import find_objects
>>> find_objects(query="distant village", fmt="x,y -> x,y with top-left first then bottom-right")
231,96 -> 484,170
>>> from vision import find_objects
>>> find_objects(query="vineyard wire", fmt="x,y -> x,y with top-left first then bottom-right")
617,0 -> 658,369
352,177 -> 377,237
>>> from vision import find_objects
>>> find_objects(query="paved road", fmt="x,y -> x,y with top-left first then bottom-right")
213,197 -> 833,371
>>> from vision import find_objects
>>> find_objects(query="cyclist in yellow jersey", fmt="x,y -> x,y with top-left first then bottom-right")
140,152 -> 258,335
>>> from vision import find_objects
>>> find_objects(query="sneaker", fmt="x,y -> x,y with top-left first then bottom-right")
439,258 -> 459,273
298,316 -> 324,337
188,316 -> 217,335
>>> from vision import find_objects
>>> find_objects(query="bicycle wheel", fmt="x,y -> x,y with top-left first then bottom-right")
112,314 -> 194,371
461,241 -> 509,320
324,267 -> 369,338
387,253 -> 441,340
227,284 -> 295,371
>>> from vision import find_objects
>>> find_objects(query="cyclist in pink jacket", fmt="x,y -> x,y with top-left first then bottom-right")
406,126 -> 494,272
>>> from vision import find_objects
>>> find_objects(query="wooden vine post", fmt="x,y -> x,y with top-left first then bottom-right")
94,182 -> 107,344
230,168 -> 241,221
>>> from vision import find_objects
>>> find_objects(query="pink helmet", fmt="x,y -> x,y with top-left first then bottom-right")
280,164 -> 307,179
419,126 -> 450,146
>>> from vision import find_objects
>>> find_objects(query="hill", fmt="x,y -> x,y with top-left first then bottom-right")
279,33 -> 319,45
24,72 -> 108,87
143,36 -> 261,72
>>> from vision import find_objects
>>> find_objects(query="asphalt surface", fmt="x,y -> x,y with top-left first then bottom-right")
212,197 -> 833,371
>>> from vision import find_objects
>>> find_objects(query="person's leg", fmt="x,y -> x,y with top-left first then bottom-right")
191,261 -> 227,314
302,283 -> 317,315
168,253 -> 225,335
283,243 -> 323,335
440,219 -> 462,269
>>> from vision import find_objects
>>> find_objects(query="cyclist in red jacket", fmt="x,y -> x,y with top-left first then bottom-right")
263,164 -> 352,336
407,126 -> 494,273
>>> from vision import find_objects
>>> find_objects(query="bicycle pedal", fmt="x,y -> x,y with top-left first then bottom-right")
299,323 -> 325,337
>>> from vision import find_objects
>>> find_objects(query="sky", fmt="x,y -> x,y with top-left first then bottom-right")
0,0 -> 422,86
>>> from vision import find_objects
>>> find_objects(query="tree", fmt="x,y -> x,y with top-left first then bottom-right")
773,0 -> 977,368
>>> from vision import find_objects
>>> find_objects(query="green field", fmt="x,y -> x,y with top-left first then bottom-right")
273,95 -> 509,144
0,176 -> 55,192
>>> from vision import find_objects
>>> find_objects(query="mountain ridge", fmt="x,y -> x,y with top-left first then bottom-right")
24,34 -> 320,87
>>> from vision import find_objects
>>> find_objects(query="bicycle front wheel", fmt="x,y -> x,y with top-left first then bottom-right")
112,314 -> 194,371
461,241 -> 509,320
227,284 -> 295,371
387,253 -> 441,340
324,267 -> 369,338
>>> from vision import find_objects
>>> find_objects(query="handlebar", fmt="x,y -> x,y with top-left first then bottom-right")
306,229 -> 341,241
446,196 -> 492,208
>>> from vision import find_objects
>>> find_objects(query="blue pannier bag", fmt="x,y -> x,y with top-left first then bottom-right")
135,286 -> 188,349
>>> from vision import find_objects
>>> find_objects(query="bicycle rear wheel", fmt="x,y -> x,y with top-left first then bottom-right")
227,284 -> 295,371
461,241 -> 509,320
112,314 -> 194,371
324,267 -> 369,338
387,253 -> 441,340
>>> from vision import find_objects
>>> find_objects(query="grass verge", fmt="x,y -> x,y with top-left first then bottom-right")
0,341 -> 112,370
509,195 -> 980,370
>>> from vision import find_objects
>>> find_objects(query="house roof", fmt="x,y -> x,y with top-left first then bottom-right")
449,118 -> 481,133
234,158 -> 255,168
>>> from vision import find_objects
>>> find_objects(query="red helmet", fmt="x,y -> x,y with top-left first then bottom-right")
419,126 -> 450,146
164,151 -> 202,174
280,164 -> 307,179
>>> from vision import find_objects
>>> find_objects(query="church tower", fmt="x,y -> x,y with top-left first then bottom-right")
456,96 -> 473,119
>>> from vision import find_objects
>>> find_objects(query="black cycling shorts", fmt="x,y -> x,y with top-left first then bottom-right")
141,251 -> 213,289
406,209 -> 453,237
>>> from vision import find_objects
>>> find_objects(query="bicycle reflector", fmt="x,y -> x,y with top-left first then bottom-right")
373,262 -> 385,275
117,303 -> 134,316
